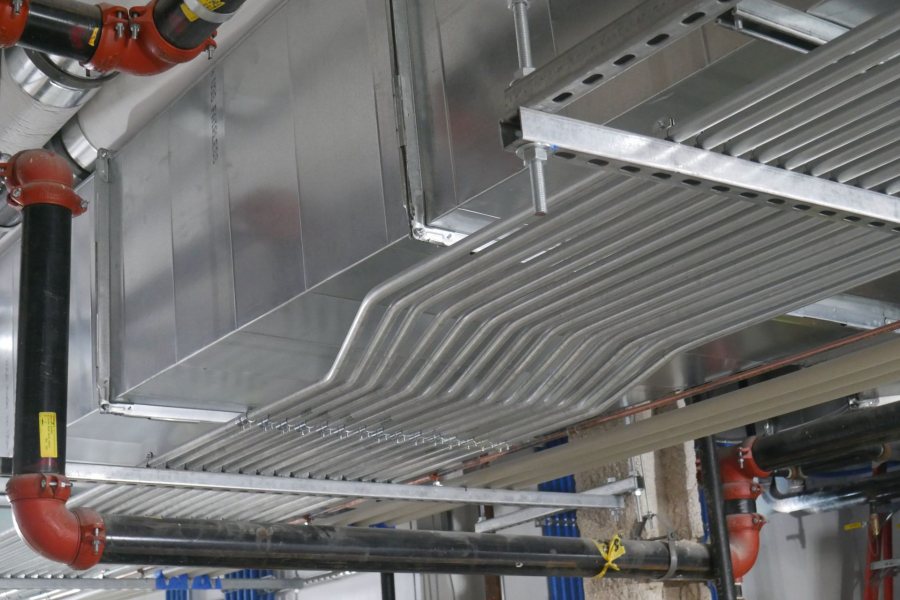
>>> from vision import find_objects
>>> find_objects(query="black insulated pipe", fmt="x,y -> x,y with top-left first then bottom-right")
753,402 -> 900,471
19,0 -> 102,63
771,471 -> 900,515
798,445 -> 886,476
100,516 -> 713,579
153,0 -> 247,50
698,436 -> 738,600
13,204 -> 72,475
380,573 -> 395,600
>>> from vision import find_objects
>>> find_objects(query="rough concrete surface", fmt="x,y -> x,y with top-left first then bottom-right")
574,412 -> 711,600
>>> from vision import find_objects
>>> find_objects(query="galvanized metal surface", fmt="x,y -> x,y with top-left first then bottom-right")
519,108 -> 900,230
671,6 -> 900,198
503,0 -> 738,115
719,0 -> 847,53
54,464 -> 633,510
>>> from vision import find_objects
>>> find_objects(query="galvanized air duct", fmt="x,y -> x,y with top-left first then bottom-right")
57,0 -> 287,171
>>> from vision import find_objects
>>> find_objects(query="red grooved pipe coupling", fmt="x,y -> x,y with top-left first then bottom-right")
6,474 -> 106,570
0,0 -> 28,48
87,2 -> 215,75
720,440 -> 771,580
1,149 -> 85,215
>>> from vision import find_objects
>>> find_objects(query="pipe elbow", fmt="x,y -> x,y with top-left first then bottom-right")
728,513 -> 765,580
6,474 -> 105,570
1,149 -> 84,215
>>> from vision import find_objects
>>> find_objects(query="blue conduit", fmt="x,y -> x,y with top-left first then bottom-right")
538,438 -> 585,600
223,570 -> 276,600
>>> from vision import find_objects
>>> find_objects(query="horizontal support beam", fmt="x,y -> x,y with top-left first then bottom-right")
475,479 -> 641,533
60,464 -> 632,510
104,402 -> 243,424
518,108 -> 900,232
718,0 -> 847,53
504,0 -> 737,115
787,294 -> 900,331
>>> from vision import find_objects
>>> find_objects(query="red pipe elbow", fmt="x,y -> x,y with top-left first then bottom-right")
0,0 -> 28,47
720,441 -> 770,580
727,513 -> 765,579
1,149 -> 85,215
6,474 -> 106,570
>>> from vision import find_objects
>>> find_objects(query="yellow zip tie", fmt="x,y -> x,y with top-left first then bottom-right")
593,534 -> 626,579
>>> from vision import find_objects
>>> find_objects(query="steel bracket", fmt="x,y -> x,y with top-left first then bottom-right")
516,108 -> 900,233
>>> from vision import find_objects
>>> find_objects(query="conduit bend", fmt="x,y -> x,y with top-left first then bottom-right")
720,441 -> 770,580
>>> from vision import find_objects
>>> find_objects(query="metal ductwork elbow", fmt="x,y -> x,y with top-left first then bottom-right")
720,441 -> 770,580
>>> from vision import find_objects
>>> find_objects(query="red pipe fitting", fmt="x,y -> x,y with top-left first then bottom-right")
87,1 -> 215,75
720,440 -> 771,580
0,0 -> 28,48
6,474 -> 106,569
1,149 -> 85,215
727,513 -> 766,580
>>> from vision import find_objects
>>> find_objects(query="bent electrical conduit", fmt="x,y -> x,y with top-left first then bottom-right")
0,0 -> 248,76
0,149 -> 718,579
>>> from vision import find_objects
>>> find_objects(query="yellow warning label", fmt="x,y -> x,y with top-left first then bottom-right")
198,0 -> 225,10
844,521 -> 866,531
180,3 -> 199,22
88,27 -> 99,47
38,412 -> 58,459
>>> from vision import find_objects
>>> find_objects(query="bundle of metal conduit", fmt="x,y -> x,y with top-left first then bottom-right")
0,146 -> 718,580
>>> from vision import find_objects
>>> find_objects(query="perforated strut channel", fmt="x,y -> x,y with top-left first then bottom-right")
668,8 -> 900,197
504,0 -> 738,116
518,108 -> 900,232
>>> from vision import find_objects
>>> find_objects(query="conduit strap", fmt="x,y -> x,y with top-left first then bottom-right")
593,534 -> 626,578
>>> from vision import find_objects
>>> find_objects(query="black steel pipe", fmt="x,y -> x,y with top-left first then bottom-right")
698,436 -> 738,600
771,471 -> 900,514
380,573 -> 395,600
19,0 -> 102,62
12,204 -> 72,475
798,445 -> 886,476
753,403 -> 900,471
152,0 -> 247,50
100,516 -> 712,579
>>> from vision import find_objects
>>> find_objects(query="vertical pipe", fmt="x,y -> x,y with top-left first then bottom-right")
482,505 -> 503,600
698,436 -> 738,600
380,573 -> 396,600
12,204 -> 72,475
